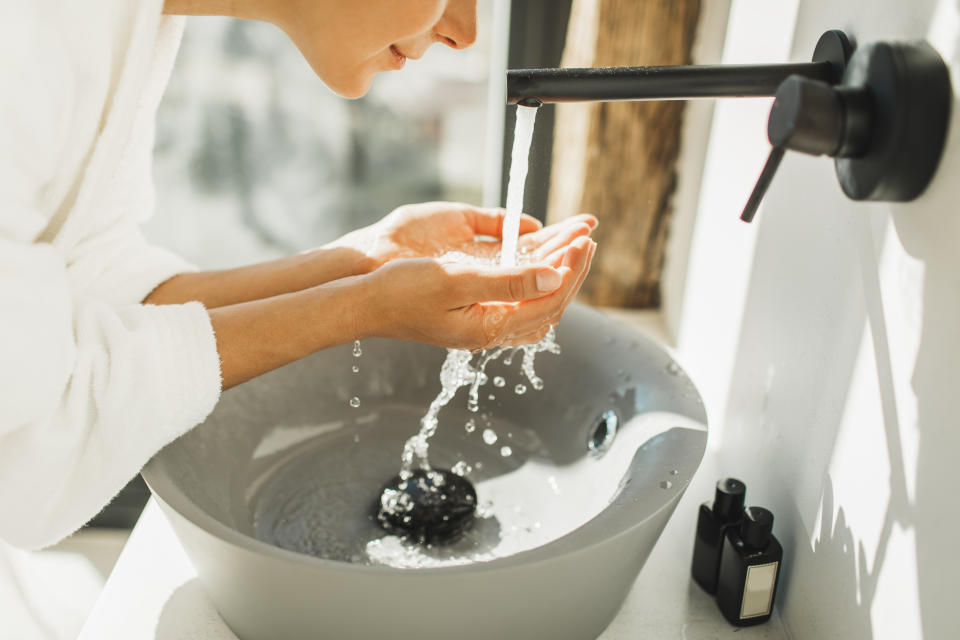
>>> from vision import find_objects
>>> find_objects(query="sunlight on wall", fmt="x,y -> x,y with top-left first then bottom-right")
676,0 -> 960,636
871,524 -> 923,640
675,0 -> 800,450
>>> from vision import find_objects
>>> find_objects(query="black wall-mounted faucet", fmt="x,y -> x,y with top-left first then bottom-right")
506,30 -> 952,223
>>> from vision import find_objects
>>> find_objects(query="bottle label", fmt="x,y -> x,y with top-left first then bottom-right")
740,561 -> 778,619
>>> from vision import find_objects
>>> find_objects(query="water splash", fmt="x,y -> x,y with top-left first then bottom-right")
397,327 -> 561,477
451,461 -> 472,476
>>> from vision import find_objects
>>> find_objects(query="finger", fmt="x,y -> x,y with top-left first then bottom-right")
447,263 -> 564,305
518,214 -> 543,235
518,214 -> 596,256
465,207 -> 542,238
531,222 -> 593,261
540,239 -> 576,268
496,237 -> 593,337
542,246 -> 567,268
540,233 -> 591,271
559,237 -> 596,310
533,237 -> 595,326
575,213 -> 599,229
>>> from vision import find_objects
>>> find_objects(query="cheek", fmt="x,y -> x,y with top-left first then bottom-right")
287,0 -> 446,97
344,0 -> 445,58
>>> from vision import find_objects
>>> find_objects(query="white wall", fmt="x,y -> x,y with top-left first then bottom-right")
675,0 -> 960,638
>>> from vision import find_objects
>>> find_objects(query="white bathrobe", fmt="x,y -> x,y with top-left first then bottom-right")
0,0 -> 222,549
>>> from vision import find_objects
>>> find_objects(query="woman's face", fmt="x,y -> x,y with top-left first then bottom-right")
280,0 -> 478,98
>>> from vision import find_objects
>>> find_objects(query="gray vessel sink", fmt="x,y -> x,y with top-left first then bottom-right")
143,303 -> 707,640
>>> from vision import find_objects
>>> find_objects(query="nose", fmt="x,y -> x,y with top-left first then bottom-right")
436,0 -> 477,50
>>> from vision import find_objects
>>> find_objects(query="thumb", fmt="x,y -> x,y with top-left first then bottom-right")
450,264 -> 563,304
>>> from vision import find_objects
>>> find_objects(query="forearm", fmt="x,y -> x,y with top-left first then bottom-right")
210,274 -> 375,390
143,245 -> 374,308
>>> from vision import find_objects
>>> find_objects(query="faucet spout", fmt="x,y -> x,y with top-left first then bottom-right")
506,62 -> 838,105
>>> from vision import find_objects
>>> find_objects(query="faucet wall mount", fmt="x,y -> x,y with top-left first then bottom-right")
505,30 -> 952,224
742,38 -> 952,222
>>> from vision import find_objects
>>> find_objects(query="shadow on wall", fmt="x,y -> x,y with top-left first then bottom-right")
891,1 -> 960,633
712,0 -> 960,637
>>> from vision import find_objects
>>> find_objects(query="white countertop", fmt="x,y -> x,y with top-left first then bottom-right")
78,448 -> 789,640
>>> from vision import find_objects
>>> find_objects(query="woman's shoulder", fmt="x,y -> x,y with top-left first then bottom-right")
0,1 -> 156,234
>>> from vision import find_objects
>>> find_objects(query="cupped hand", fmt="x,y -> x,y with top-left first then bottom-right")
359,235 -> 597,350
335,201 -> 597,269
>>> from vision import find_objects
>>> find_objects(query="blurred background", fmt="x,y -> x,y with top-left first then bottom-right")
145,3 -> 498,268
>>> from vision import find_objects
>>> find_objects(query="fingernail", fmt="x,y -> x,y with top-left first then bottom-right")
537,269 -> 562,292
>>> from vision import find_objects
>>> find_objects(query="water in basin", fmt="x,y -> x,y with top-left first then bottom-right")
247,379 -> 688,569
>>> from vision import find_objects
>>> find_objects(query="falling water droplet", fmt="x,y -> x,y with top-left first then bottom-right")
349,397 -> 361,408
514,384 -> 527,395
352,364 -> 360,374
464,419 -> 476,433
659,480 -> 673,489
482,429 -> 498,445
488,394 -> 496,401
670,469 -> 679,476
452,461 -> 472,476
493,376 -> 506,388
500,446 -> 513,457
666,362 -> 680,376
353,341 -> 362,357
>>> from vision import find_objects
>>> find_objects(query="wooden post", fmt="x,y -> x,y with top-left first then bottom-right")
547,0 -> 701,308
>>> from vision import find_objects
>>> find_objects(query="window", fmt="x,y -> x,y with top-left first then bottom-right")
146,2 -> 499,268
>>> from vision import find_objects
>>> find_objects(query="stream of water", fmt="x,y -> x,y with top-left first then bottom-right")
500,104 -> 539,268
396,104 -> 553,481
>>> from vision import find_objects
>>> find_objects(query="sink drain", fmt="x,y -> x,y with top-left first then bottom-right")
588,410 -> 618,456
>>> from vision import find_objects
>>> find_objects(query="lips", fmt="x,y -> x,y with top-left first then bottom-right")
389,45 -> 407,69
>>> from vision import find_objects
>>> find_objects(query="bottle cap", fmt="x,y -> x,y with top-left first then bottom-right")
713,478 -> 746,522
740,506 -> 774,549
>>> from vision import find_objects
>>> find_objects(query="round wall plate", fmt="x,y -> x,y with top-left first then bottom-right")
834,41 -> 952,201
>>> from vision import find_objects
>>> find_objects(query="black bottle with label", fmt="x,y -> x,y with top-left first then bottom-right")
716,506 -> 782,626
691,477 -> 746,594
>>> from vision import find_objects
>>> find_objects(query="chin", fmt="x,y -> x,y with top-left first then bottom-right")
326,73 -> 376,99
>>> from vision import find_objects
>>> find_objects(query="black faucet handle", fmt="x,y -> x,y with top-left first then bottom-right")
741,75 -> 872,223
740,146 -> 785,223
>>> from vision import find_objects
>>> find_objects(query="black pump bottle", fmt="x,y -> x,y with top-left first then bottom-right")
691,478 -> 746,594
716,506 -> 783,626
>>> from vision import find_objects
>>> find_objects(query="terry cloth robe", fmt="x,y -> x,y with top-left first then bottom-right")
0,0 -> 222,549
